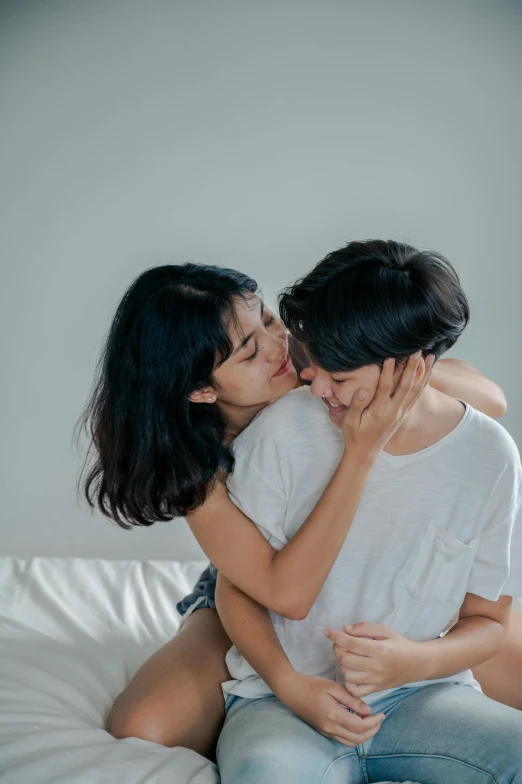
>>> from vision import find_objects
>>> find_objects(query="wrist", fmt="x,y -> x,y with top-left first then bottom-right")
410,639 -> 436,681
271,665 -> 303,703
340,448 -> 378,474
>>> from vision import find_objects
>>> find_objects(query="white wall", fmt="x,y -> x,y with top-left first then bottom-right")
1,0 -> 521,560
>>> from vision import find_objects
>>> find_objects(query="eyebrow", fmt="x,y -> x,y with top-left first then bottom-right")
232,301 -> 265,356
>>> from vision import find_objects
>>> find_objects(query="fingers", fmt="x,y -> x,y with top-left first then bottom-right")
329,683 -> 371,716
344,682 -> 377,698
333,644 -> 374,671
400,354 -> 435,411
332,704 -> 384,733
328,705 -> 385,746
420,354 -> 435,391
325,628 -> 355,647
372,357 -> 396,407
331,719 -> 383,747
326,628 -> 381,656
389,351 -> 423,407
342,388 -> 369,429
340,667 -> 370,683
400,353 -> 435,413
344,622 -> 392,639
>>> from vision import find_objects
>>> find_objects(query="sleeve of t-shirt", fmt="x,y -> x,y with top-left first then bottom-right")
226,438 -> 288,552
467,454 -> 522,601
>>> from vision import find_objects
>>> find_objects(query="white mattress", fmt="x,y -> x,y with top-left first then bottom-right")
1,557 -> 519,784
0,557 -> 219,784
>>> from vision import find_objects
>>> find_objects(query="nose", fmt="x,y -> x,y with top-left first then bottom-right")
265,333 -> 286,362
307,367 -> 334,399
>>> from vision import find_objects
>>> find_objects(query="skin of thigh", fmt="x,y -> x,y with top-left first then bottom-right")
365,683 -> 522,784
472,609 -> 522,710
105,608 -> 231,759
217,696 -> 358,784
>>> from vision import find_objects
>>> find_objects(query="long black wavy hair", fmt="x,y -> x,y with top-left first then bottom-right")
77,263 -> 258,528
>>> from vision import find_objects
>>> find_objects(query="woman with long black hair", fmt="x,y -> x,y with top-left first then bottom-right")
79,260 -> 516,759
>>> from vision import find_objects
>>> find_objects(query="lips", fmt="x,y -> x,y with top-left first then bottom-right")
273,355 -> 293,377
322,398 -> 347,415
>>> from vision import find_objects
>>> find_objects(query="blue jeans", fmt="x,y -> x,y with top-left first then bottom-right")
217,683 -> 522,783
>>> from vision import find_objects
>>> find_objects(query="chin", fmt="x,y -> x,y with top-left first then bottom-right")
327,409 -> 344,427
280,367 -> 298,390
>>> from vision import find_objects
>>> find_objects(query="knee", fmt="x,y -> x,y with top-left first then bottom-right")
105,695 -> 175,747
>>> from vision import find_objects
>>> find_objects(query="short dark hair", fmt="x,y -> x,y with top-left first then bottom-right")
278,239 -> 469,373
77,263 -> 257,527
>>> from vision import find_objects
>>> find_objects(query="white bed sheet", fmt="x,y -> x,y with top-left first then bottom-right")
1,557 -> 520,784
0,557 -> 219,784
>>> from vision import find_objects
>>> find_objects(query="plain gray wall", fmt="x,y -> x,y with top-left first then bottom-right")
1,0 -> 521,561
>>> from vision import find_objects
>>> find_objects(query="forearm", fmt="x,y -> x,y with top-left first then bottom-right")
267,451 -> 375,618
192,356 -> 429,619
216,576 -> 382,744
193,449 -> 375,620
415,615 -> 507,681
215,573 -> 296,698
431,358 -> 507,418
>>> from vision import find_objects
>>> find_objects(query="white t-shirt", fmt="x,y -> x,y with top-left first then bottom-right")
222,386 -> 522,704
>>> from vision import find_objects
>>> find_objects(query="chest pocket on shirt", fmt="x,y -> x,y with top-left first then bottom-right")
390,522 -> 479,640
407,523 -> 479,604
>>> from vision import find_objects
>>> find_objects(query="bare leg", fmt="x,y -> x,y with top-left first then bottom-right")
106,608 -> 231,759
473,609 -> 522,710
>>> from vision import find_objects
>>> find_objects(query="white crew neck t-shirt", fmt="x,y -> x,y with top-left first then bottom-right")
222,386 -> 522,704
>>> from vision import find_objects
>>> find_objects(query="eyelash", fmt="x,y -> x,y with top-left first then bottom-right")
333,379 -> 345,385
246,316 -> 276,361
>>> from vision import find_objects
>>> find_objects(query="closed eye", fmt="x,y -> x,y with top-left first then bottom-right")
245,317 -> 276,361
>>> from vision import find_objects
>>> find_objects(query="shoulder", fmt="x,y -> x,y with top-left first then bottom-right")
459,406 -> 521,500
232,386 -> 326,457
463,405 -> 520,469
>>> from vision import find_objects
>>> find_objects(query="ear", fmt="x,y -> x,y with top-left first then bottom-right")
189,387 -> 217,405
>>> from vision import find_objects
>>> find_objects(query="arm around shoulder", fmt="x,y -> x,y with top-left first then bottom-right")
188,445 -> 375,620
431,358 -> 507,418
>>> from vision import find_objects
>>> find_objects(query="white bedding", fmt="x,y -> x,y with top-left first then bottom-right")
1,557 -> 520,784
0,557 -> 219,784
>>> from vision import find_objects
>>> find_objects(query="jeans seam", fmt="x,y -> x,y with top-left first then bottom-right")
367,752 -> 498,783
356,744 -> 369,784
319,751 -> 357,784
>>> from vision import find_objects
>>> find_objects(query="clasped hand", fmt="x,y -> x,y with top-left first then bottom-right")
325,622 -> 423,697
280,623 -> 422,747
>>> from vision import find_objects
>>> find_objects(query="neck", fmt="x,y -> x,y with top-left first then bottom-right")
216,399 -> 271,443
216,378 -> 304,444
384,385 -> 446,455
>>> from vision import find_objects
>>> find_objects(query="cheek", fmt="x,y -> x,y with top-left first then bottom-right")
338,380 -> 379,408
234,367 -> 269,399
248,370 -> 269,390
344,391 -> 357,407
335,387 -> 356,407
